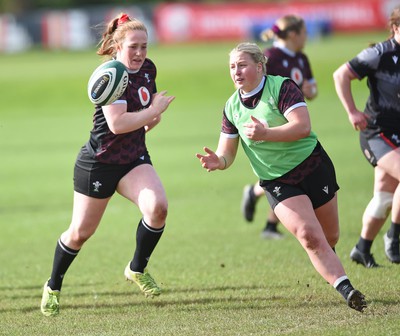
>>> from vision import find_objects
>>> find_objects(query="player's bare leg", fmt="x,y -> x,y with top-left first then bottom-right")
117,164 -> 167,296
274,194 -> 367,312
375,151 -> 400,264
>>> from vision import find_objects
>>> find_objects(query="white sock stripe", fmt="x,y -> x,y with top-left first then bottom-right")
141,219 -> 165,233
58,239 -> 79,256
333,275 -> 348,288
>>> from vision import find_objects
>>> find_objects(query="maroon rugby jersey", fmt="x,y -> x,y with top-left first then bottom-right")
265,45 -> 314,88
86,58 -> 157,164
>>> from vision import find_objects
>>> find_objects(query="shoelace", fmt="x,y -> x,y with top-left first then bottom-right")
139,273 -> 159,291
47,291 -> 59,308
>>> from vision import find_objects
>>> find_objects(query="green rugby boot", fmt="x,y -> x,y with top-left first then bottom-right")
124,263 -> 161,297
40,280 -> 60,317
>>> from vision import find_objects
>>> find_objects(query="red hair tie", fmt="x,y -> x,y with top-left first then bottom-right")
117,14 -> 130,26
271,24 -> 281,34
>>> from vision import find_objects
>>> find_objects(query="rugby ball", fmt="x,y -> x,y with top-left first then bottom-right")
87,60 -> 129,106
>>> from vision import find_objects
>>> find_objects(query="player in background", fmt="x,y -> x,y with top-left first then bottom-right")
40,13 -> 175,316
333,5 -> 400,268
197,42 -> 367,312
241,15 -> 318,239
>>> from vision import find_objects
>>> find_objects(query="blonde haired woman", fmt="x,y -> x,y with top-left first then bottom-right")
242,15 -> 317,239
197,42 -> 366,312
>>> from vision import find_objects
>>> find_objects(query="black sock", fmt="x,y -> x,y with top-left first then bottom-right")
357,237 -> 373,254
386,222 -> 400,239
334,276 -> 355,300
48,239 -> 79,291
265,220 -> 278,231
130,219 -> 164,273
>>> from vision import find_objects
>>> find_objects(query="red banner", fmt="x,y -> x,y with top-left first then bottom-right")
154,0 -> 393,43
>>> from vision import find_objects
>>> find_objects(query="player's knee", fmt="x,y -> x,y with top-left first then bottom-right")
295,227 -> 321,251
326,232 -> 339,248
63,227 -> 92,247
148,201 -> 168,224
155,203 -> 168,222
365,191 -> 393,219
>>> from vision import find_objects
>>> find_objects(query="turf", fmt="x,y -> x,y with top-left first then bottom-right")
1,32 -> 399,335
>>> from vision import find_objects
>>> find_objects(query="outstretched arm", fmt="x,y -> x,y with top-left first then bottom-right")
196,134 -> 239,172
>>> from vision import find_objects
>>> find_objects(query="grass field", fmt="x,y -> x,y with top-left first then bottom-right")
1,32 -> 399,335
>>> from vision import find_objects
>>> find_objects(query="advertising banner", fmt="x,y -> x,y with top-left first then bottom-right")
154,0 -> 396,43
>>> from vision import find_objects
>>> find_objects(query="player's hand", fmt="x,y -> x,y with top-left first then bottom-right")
349,110 -> 369,131
196,147 -> 220,172
243,116 -> 268,141
151,91 -> 175,115
301,80 -> 317,100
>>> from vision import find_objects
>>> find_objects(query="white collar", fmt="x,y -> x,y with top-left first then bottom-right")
240,76 -> 265,98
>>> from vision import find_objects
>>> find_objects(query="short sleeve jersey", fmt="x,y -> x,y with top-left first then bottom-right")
222,75 -> 317,180
85,58 -> 157,164
348,38 -> 400,135
265,43 -> 314,88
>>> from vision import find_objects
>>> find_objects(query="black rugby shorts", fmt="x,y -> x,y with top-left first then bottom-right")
260,149 -> 339,210
73,149 -> 152,199
360,131 -> 400,167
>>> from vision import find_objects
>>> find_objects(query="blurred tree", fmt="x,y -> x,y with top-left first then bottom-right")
0,0 -> 32,13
